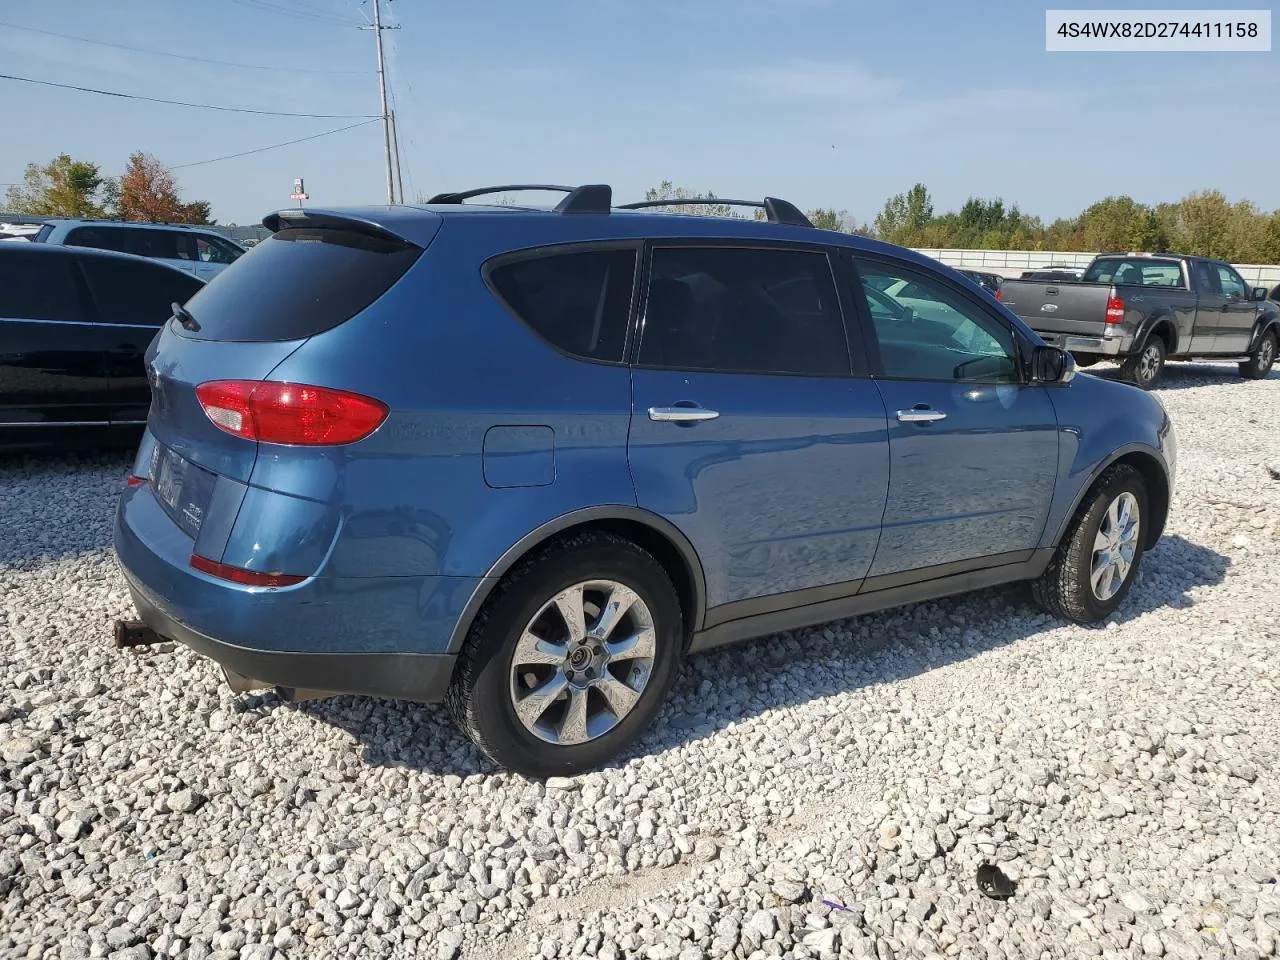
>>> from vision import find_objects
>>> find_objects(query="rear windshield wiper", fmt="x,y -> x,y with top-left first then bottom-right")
171,302 -> 200,332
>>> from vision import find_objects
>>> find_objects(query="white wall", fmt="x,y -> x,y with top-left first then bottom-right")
914,248 -> 1280,289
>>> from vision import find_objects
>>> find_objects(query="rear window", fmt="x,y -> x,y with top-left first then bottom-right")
176,228 -> 421,341
81,257 -> 204,325
1083,258 -> 1184,288
486,248 -> 636,363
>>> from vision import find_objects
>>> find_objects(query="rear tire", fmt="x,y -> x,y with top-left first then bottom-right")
1120,336 -> 1165,390
1239,330 -> 1277,380
446,531 -> 683,777
1072,354 -> 1099,368
1032,464 -> 1148,624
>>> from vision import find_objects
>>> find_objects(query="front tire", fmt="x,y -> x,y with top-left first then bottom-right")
1121,336 -> 1165,390
446,532 -> 683,777
1032,464 -> 1148,623
1239,330 -> 1277,380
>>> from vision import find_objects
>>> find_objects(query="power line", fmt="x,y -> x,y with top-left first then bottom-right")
0,73 -> 379,119
0,21 -> 371,74
226,0 -> 364,27
172,118 -> 380,168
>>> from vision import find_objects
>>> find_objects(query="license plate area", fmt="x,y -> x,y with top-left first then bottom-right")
150,443 -> 216,539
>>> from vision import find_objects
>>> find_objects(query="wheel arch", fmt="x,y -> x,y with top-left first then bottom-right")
1052,446 -> 1171,551
1248,314 -> 1280,353
1138,310 -> 1178,354
445,506 -> 707,654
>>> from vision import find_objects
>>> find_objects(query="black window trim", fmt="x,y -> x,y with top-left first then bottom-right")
481,239 -> 643,367
630,237 -> 864,380
843,251 -> 1032,386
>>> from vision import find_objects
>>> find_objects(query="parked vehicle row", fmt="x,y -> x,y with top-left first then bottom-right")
997,252 -> 1280,389
110,184 -> 1175,776
0,245 -> 204,450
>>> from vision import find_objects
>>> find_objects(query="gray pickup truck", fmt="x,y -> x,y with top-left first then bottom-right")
996,253 -> 1280,389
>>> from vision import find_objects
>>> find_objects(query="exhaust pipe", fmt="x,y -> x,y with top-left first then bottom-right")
113,619 -> 163,649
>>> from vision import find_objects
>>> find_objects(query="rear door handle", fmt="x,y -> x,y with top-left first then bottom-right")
897,408 -> 947,423
648,406 -> 720,423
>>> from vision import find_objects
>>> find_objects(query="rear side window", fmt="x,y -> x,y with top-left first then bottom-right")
66,226 -> 135,255
81,258 -> 204,325
177,228 -> 421,341
487,248 -> 636,363
638,246 -> 849,376
66,226 -> 194,261
0,252 -> 84,321
1083,258 -> 1184,288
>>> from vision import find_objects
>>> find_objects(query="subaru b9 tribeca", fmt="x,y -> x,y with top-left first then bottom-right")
113,184 -> 1176,776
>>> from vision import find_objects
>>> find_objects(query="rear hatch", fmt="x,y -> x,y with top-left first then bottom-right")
142,209 -> 437,540
997,279 -> 1115,338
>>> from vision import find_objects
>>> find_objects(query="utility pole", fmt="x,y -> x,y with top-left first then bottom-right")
389,110 -> 405,204
369,0 -> 397,204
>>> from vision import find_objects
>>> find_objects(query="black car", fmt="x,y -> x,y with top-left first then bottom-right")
0,244 -> 204,451
957,269 -> 1003,294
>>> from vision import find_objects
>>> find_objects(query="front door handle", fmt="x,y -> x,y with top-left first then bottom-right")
897,408 -> 947,423
648,406 -> 720,423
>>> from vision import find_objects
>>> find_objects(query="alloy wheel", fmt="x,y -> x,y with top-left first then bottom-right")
509,580 -> 656,745
1090,492 -> 1141,601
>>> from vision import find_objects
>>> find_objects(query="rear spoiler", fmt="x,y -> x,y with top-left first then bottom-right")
261,208 -> 425,247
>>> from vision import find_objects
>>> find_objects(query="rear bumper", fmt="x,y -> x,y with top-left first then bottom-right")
1036,331 -> 1126,356
123,570 -> 455,701
114,484 -> 480,703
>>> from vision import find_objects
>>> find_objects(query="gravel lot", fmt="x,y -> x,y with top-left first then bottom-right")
2,362 -> 1279,960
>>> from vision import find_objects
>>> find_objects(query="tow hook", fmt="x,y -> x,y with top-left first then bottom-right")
113,619 -> 163,649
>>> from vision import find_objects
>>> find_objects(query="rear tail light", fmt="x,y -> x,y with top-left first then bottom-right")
1105,296 -> 1126,324
195,380 -> 388,445
190,553 -> 305,588
994,289 -> 1002,302
125,474 -> 147,488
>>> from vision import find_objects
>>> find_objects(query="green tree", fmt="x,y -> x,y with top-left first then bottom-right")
807,207 -> 854,232
874,183 -> 933,245
643,180 -> 743,218
4,154 -> 113,217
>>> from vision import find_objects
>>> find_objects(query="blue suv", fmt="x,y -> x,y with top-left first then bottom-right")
113,184 -> 1177,776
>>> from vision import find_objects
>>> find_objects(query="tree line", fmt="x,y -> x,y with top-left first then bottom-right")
646,180 -> 1280,264
4,153 -> 214,224
8,164 -> 1279,263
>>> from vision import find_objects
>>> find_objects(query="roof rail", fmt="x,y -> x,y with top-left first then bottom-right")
427,184 -> 575,204
617,196 -> 814,228
426,183 -> 612,214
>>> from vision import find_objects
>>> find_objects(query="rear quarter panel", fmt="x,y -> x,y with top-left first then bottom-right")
1039,373 -> 1172,548
253,224 -> 638,581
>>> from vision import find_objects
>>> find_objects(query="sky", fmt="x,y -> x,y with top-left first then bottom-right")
2,0 -> 1278,227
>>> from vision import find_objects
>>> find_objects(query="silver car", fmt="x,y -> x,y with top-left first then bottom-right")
31,219 -> 246,281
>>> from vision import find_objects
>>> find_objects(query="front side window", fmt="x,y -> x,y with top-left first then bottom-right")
487,248 -> 635,363
1215,263 -> 1248,298
196,235 -> 243,264
638,246 -> 849,376
854,258 -> 1020,383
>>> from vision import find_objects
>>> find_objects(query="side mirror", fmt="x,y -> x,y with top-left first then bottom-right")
1253,287 -> 1269,302
1033,344 -> 1076,384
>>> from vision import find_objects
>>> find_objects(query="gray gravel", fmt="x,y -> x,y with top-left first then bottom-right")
2,361 -> 1279,960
